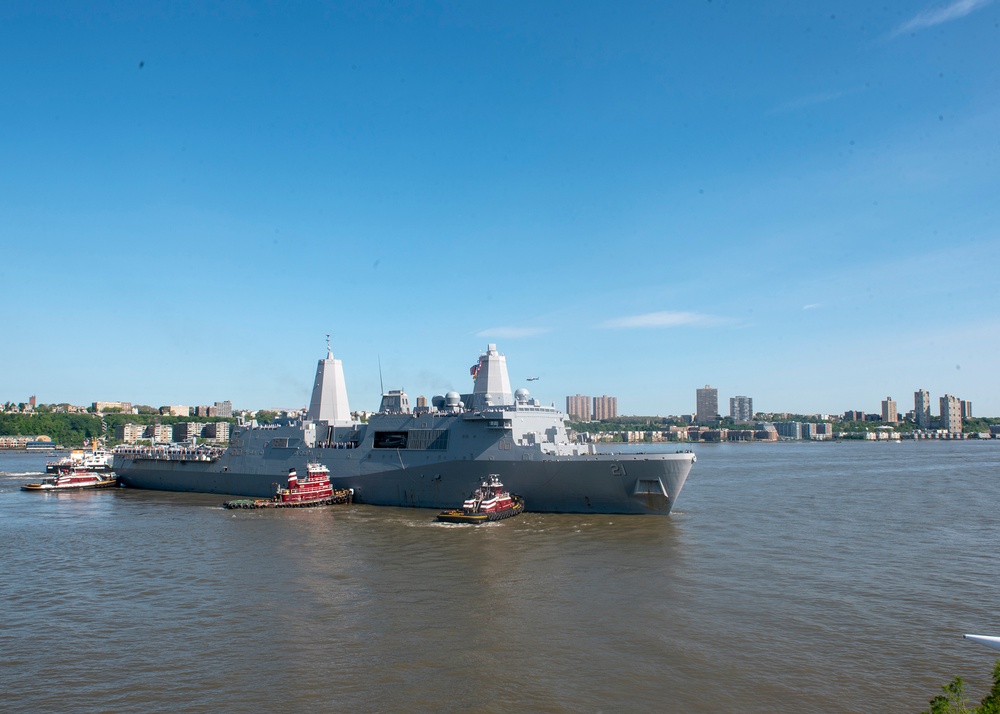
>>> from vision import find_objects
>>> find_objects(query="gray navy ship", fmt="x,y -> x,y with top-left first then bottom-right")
114,344 -> 696,514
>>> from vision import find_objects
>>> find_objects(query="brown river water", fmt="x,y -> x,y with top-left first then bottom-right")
2,440 -> 998,713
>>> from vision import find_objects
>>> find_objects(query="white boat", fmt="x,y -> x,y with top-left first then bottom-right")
964,634 -> 1000,652
46,447 -> 114,473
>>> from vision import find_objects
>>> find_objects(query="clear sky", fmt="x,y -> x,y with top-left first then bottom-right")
2,1 -> 998,417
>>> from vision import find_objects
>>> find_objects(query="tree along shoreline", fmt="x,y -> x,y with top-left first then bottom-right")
0,412 -> 239,448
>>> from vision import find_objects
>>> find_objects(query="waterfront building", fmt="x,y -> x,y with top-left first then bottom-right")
214,400 -> 233,418
775,422 -> 803,440
940,395 -> 962,435
173,422 -> 204,442
145,424 -> 175,443
730,396 -> 753,423
696,385 -> 719,425
115,423 -> 146,444
881,397 -> 898,424
914,390 -> 931,428
843,410 -> 865,422
805,423 -> 833,440
961,400 -> 973,419
203,421 -> 230,442
800,423 -> 832,440
593,395 -> 618,420
566,394 -> 592,421
754,423 -> 779,441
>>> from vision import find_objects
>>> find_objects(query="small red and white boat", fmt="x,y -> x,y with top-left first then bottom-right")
223,463 -> 353,509
437,474 -> 525,524
276,463 -> 334,504
22,467 -> 118,491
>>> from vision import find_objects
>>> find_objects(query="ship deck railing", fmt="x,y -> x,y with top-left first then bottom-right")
114,446 -> 225,462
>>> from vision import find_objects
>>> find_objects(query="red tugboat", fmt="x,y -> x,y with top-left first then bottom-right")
22,467 -> 118,491
436,474 -> 525,524
223,463 -> 353,509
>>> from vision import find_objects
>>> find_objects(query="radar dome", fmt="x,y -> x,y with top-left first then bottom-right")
445,391 -> 461,407
515,388 -> 530,403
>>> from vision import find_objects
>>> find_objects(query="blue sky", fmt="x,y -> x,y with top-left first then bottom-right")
2,1 -> 998,417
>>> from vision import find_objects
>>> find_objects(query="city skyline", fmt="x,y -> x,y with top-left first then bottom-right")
2,2 -> 998,415
1,378 -> 988,422
0,379 -> 989,421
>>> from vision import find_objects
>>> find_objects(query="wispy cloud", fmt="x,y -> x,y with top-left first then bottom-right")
891,0 -> 994,37
599,310 -> 726,329
475,326 -> 550,339
802,303 -> 822,311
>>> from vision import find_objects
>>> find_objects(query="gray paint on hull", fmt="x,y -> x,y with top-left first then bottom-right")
116,451 -> 694,514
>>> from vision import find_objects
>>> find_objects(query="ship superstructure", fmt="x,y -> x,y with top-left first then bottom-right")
114,343 -> 696,514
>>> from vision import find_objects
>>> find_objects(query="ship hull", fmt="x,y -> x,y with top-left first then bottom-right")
115,449 -> 694,515
113,343 -> 696,515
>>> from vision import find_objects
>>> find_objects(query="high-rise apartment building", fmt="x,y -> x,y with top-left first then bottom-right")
566,394 -> 592,421
145,424 -> 174,443
881,396 -> 898,424
914,389 -> 931,428
214,400 -> 233,418
593,395 -> 618,420
961,400 -> 973,419
730,396 -> 753,423
940,394 -> 962,434
696,385 -> 719,424
115,423 -> 146,443
173,422 -> 204,442
204,421 -> 230,442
